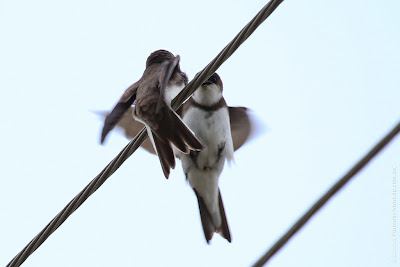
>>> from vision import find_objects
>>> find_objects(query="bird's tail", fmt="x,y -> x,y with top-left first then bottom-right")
146,126 -> 175,179
194,188 -> 231,243
153,108 -> 204,154
149,107 -> 203,179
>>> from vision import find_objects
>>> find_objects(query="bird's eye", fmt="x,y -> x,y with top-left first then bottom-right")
209,76 -> 217,83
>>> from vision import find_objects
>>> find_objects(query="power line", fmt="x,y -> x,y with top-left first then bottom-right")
6,1 -> 284,266
252,120 -> 400,267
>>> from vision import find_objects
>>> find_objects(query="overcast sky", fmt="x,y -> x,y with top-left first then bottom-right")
1,0 -> 400,266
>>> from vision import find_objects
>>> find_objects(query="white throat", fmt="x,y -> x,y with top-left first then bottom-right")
192,84 -> 222,106
164,84 -> 184,106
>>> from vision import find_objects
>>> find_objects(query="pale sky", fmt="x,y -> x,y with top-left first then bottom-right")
1,1 -> 400,266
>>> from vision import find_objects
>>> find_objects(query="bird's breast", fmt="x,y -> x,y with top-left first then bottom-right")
164,84 -> 184,106
183,106 -> 233,164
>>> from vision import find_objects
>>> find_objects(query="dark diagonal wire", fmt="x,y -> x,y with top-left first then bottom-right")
172,0 -> 284,110
252,120 -> 400,267
6,1 -> 284,266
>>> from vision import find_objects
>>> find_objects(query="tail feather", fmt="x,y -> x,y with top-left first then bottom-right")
194,189 -> 215,243
168,129 -> 188,154
174,111 -> 204,152
148,127 -> 175,179
216,190 -> 231,242
153,108 -> 204,154
193,188 -> 231,243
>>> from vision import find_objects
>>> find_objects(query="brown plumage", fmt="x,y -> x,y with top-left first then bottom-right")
101,50 -> 204,178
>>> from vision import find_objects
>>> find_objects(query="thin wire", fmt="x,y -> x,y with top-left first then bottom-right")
6,1 -> 284,266
172,0 -> 284,110
252,120 -> 400,267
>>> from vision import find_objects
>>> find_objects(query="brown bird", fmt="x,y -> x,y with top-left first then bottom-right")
101,50 -> 204,178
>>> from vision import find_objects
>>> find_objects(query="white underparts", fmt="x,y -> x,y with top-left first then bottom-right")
181,104 -> 234,228
164,84 -> 184,106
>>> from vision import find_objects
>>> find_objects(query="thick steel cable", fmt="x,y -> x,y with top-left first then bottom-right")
6,1 -> 284,266
252,120 -> 400,267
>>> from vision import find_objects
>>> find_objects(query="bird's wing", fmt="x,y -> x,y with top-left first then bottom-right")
229,106 -> 260,151
96,108 -> 156,154
101,81 -> 139,143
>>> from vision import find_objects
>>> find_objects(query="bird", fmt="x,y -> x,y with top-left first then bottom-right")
97,73 -> 260,243
176,73 -> 233,243
100,49 -> 204,178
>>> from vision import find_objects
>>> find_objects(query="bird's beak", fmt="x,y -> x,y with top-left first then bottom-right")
156,55 -> 181,113
201,81 -> 212,87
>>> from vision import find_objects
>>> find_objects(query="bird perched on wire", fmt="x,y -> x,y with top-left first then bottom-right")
100,49 -> 204,178
176,73 -> 233,243
97,72 -> 260,243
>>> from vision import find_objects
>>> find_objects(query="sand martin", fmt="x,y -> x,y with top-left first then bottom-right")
100,50 -> 204,178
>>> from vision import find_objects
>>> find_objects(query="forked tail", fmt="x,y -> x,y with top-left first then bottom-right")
194,188 -> 231,243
